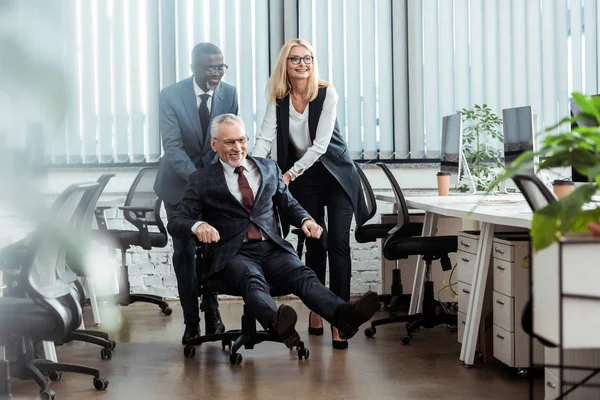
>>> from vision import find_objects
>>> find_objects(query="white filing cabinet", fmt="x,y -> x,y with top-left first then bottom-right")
490,234 -> 543,374
532,235 -> 600,399
456,231 -> 493,356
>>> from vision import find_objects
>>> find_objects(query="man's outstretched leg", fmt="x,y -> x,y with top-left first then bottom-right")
222,242 -> 302,348
262,243 -> 379,339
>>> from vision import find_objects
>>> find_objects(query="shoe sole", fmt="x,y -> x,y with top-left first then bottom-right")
274,305 -> 301,348
339,292 -> 379,340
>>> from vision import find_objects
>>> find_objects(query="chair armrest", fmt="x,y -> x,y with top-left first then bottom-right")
118,206 -> 154,219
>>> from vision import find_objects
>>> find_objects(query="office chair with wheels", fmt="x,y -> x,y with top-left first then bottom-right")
354,163 -> 422,311
99,167 -> 172,316
0,182 -> 109,400
511,174 -> 557,348
182,243 -> 309,365
364,163 -> 457,343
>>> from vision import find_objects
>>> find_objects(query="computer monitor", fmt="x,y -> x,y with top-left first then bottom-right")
502,106 -> 534,166
440,112 -> 474,191
570,96 -> 599,182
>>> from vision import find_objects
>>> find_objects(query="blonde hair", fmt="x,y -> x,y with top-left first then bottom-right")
266,38 -> 330,104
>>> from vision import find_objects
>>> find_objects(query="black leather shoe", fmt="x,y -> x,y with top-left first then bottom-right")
308,311 -> 324,336
182,323 -> 201,344
336,291 -> 379,340
271,304 -> 301,348
204,309 -> 225,335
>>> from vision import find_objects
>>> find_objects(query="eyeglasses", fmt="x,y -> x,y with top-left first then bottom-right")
214,136 -> 249,147
203,64 -> 228,73
287,56 -> 313,65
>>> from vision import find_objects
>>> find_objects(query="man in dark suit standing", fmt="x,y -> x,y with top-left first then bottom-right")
167,114 -> 379,347
155,42 -> 237,343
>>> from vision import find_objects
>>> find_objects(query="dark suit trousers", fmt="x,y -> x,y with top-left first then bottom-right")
289,162 -> 354,301
165,203 -> 218,324
221,240 -> 346,330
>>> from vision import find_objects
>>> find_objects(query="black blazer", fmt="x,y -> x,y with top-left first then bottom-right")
167,156 -> 311,276
275,86 -> 368,228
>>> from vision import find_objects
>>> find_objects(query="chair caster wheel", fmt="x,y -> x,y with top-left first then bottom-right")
401,334 -> 412,345
183,346 -> 196,358
101,348 -> 112,360
364,327 -> 376,338
108,339 -> 117,350
230,353 -> 243,365
517,369 -> 529,379
40,388 -> 56,400
222,340 -> 231,350
93,377 -> 109,390
298,347 -> 310,360
48,370 -> 63,382
161,306 -> 173,316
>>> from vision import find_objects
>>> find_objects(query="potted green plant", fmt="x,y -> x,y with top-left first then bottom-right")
458,104 -> 504,192
493,93 -> 600,251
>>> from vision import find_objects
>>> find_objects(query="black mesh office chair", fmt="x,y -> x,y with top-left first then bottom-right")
511,174 -> 557,348
182,243 -> 309,365
0,183 -> 109,400
100,167 -> 172,316
364,163 -> 457,344
355,163 -> 422,310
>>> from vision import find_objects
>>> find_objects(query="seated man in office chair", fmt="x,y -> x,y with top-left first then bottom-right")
167,114 -> 378,348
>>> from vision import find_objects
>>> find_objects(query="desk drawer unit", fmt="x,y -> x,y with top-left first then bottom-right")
457,282 -> 472,312
458,234 -> 479,254
491,235 -> 539,369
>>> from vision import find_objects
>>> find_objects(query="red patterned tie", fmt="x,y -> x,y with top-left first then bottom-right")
234,166 -> 262,240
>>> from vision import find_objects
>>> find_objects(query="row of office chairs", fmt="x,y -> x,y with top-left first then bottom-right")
0,167 -> 174,398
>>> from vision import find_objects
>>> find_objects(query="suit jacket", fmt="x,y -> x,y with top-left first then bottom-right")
275,87 -> 368,228
154,77 -> 239,206
167,156 -> 311,276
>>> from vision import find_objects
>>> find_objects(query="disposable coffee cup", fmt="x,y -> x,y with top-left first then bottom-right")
437,172 -> 451,196
553,180 -> 574,199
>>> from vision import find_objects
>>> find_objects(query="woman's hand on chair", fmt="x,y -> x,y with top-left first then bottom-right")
195,223 -> 220,243
283,172 -> 292,186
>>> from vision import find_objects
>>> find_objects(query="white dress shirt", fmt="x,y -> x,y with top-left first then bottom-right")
193,78 -> 214,112
253,85 -> 339,180
191,158 -> 262,233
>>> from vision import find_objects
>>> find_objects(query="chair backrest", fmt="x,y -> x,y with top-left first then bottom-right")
354,161 -> 377,224
124,167 -> 166,234
29,182 -> 100,300
512,174 -> 555,211
377,163 -> 410,230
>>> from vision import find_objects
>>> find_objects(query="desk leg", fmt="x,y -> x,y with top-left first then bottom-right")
460,222 -> 495,365
409,212 -> 438,315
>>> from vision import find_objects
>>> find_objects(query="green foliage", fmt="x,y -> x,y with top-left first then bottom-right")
492,93 -> 600,251
458,104 -> 504,191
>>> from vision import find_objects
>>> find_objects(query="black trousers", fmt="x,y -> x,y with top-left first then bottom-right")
289,162 -> 354,301
221,240 -> 346,330
165,202 -> 218,325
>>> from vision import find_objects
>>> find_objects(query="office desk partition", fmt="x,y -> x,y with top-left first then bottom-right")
376,193 -> 531,366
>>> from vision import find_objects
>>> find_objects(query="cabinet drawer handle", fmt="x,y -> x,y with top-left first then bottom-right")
496,265 -> 506,271
494,247 -> 505,254
460,240 -> 470,248
546,381 -> 556,389
461,321 -> 466,325
462,289 -> 470,294
496,300 -> 505,305
496,334 -> 505,340
461,257 -> 470,263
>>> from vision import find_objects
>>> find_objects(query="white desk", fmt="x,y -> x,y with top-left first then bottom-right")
377,193 -> 531,366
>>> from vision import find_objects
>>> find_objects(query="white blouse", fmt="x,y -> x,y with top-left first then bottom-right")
252,86 -> 339,179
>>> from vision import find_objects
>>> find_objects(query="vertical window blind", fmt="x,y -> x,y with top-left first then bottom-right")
8,0 -> 599,165
406,0 -> 599,159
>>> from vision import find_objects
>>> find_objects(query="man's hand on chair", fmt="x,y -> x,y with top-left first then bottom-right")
302,218 -> 323,239
195,223 -> 220,243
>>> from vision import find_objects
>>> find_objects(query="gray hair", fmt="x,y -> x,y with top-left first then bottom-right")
210,114 -> 246,138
